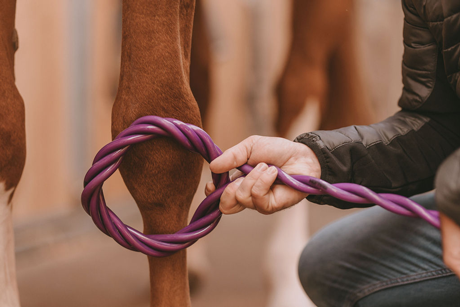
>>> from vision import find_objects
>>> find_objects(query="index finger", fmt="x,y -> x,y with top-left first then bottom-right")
210,136 -> 260,174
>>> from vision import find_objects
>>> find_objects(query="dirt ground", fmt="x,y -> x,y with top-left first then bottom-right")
16,205 -> 276,307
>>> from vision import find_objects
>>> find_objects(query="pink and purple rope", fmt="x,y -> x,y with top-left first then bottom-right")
81,116 -> 440,257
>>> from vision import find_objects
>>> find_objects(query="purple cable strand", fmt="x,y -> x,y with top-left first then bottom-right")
81,116 -> 440,257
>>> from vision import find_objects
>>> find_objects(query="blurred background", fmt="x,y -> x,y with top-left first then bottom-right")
12,0 -> 402,306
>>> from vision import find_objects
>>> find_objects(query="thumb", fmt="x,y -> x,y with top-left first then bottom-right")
210,136 -> 259,173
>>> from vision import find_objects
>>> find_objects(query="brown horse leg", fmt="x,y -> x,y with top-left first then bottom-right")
268,1 -> 374,306
0,1 -> 26,306
320,4 -> 375,130
276,0 -> 357,137
112,1 -> 202,306
188,0 -> 213,293
190,0 -> 212,129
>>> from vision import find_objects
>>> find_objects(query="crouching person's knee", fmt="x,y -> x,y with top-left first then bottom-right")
298,237 -> 330,306
297,220 -> 352,307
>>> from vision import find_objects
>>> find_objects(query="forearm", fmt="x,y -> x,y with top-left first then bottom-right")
295,110 -> 460,209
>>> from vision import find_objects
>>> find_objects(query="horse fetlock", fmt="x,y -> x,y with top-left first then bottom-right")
0,85 -> 25,195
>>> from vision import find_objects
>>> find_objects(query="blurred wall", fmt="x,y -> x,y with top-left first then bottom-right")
13,0 -> 73,221
13,0 -> 129,224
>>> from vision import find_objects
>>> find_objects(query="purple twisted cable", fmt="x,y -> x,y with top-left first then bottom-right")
81,116 -> 440,257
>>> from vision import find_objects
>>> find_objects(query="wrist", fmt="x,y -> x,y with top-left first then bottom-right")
307,150 -> 321,178
294,132 -> 327,181
293,142 -> 321,179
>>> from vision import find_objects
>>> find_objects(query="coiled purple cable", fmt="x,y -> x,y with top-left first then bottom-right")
81,116 -> 440,257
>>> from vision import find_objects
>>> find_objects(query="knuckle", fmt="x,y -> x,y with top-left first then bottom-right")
253,176 -> 272,195
258,208 -> 273,215
255,204 -> 273,215
247,169 -> 260,180
235,189 -> 247,203
247,135 -> 262,149
251,186 -> 264,198
205,182 -> 214,192
247,135 -> 260,142
222,185 -> 236,200
259,175 -> 272,186
231,150 -> 242,167
220,205 -> 232,214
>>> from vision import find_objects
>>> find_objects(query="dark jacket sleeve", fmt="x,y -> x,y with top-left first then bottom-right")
294,0 -> 460,211
435,148 -> 460,226
295,110 -> 460,209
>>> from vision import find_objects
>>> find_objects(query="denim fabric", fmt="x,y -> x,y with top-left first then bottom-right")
298,193 -> 460,307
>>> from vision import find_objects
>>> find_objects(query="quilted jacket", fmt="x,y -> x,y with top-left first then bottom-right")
295,0 -> 460,225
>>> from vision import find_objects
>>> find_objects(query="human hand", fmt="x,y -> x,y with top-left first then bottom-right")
205,135 -> 321,215
440,213 -> 460,278
434,148 -> 460,278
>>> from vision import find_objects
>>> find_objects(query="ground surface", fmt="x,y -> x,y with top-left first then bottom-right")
16,198 -> 356,306
16,204 -> 275,307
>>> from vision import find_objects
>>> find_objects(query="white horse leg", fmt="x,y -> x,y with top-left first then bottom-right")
264,98 -> 320,307
0,183 -> 21,307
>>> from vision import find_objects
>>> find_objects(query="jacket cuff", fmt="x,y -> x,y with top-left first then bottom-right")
294,132 -> 329,183
294,132 -> 354,208
294,132 -> 328,205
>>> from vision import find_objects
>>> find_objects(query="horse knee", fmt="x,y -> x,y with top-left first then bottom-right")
111,96 -> 203,234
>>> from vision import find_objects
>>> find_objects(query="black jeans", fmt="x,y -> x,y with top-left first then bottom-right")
298,193 -> 460,307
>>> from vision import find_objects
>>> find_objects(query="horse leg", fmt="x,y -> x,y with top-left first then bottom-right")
265,101 -> 319,307
187,0 -> 214,294
275,0 -> 356,137
268,1 -> 371,306
319,3 -> 374,130
0,1 -> 26,306
190,0 -> 211,129
112,1 -> 202,306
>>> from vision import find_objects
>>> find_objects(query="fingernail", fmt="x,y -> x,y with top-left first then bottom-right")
268,166 -> 277,174
256,163 -> 268,172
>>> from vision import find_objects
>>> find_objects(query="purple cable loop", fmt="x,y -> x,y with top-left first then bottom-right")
81,115 -> 440,257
